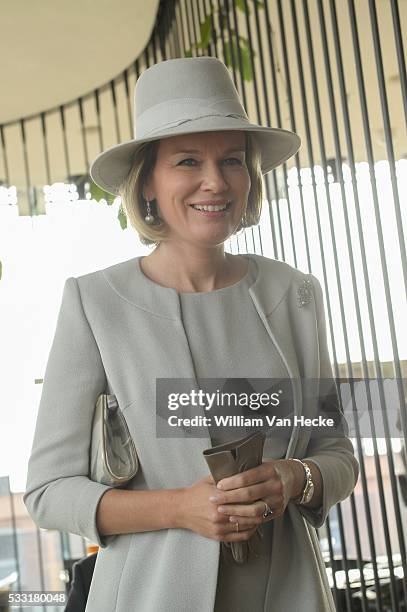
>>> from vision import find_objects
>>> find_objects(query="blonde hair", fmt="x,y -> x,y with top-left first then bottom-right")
119,132 -> 263,247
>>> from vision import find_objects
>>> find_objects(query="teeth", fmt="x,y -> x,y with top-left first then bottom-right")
192,203 -> 228,211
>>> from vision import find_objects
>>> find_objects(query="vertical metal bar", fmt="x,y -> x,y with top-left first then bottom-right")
0,125 -> 10,185
195,0 -> 203,37
185,0 -> 199,55
175,1 -> 188,56
178,0 -> 188,55
227,0 -> 244,101
389,0 -> 407,128
35,526 -> 46,612
162,2 -> 174,59
77,98 -> 89,170
348,492 -> 369,612
239,0 -> 264,256
354,399 -> 384,611
257,0 -> 292,261
167,5 -> 176,58
110,80 -> 121,144
8,483 -> 21,594
336,503 -> 353,612
249,0 -> 279,258
275,0 -> 309,267
134,58 -> 141,80
122,69 -> 133,139
224,0 -> 257,253
94,90 -> 103,151
289,0 -> 328,275
172,5 -> 182,57
59,106 -> 71,180
254,2 -> 291,259
325,516 -> 341,610
199,0 -> 215,57
152,23 -> 160,64
149,20 -> 159,64
144,45 -> 152,70
212,0 -> 228,64
196,0 -> 214,57
19,119 -> 35,215
367,0 -> 407,296
40,113 -> 51,185
216,0 -> 237,83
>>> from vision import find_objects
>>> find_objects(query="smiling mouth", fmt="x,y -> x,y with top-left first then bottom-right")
189,202 -> 232,212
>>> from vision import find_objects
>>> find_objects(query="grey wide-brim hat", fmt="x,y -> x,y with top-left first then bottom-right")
90,57 -> 301,196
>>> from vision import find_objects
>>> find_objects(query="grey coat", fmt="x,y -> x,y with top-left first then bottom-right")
23,253 -> 359,612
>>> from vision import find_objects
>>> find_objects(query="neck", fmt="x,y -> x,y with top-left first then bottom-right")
141,242 -> 245,293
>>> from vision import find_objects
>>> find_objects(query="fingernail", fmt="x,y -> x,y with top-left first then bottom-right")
217,507 -> 226,513
209,496 -> 219,502
217,482 -> 223,489
229,517 -> 237,522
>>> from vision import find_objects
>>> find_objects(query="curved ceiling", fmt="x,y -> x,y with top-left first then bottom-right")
1,0 -> 160,124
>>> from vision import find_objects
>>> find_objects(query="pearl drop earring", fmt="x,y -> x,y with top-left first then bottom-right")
144,199 -> 155,225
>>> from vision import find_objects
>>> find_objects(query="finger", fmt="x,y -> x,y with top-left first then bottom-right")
213,481 -> 277,505
217,462 -> 273,491
220,526 -> 258,542
217,502 -> 264,518
228,515 -> 263,528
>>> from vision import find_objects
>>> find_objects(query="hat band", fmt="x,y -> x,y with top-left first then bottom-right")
135,97 -> 249,139
141,112 -> 249,138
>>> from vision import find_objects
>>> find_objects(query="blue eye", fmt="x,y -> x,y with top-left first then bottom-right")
225,158 -> 243,165
177,157 -> 243,167
178,157 -> 196,166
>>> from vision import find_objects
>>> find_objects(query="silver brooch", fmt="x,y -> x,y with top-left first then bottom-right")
297,279 -> 313,307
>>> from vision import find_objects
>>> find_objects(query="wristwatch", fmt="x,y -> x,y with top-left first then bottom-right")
288,458 -> 315,505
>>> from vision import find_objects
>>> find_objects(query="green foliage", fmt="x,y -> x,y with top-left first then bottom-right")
118,205 -> 128,230
238,38 -> 254,81
184,0 -> 261,82
89,179 -> 116,205
224,37 -> 254,81
237,0 -> 264,10
235,0 -> 247,14
197,14 -> 212,49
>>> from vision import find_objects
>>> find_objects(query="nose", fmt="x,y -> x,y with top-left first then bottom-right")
200,161 -> 229,192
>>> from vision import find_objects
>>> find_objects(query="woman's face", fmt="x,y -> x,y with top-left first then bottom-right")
143,130 -> 251,248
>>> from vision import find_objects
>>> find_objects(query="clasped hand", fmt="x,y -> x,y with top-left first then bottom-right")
208,459 -> 296,528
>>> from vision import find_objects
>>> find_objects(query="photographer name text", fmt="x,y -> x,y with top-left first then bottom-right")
166,414 -> 335,428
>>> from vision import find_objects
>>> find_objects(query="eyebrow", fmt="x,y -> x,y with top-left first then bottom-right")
172,148 -> 246,155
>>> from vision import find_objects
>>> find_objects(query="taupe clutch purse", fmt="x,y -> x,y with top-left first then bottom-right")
90,394 -> 139,487
203,430 -> 266,564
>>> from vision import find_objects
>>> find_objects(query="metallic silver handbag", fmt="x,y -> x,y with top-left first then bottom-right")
90,394 -> 139,487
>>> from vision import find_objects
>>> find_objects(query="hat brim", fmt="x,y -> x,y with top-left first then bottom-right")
90,116 -> 301,196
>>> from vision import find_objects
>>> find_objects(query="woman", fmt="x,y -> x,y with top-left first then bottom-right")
24,57 -> 359,612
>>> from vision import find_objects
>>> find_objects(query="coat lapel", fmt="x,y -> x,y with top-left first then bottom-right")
246,254 -> 303,458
